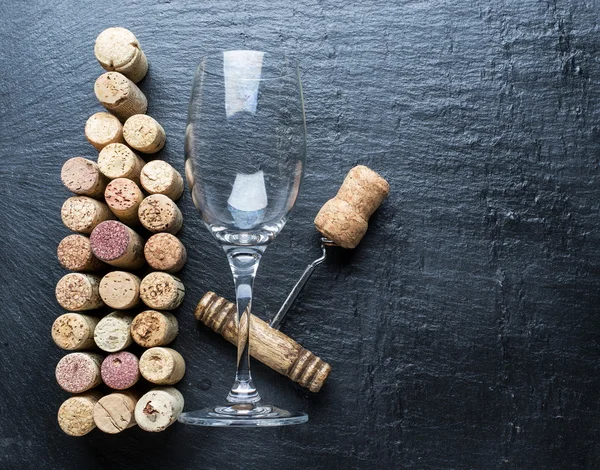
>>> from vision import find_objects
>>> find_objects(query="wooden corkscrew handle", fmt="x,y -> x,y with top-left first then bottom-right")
195,292 -> 331,393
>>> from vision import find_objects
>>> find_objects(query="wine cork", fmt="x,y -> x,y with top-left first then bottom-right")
140,272 -> 185,310
140,160 -> 184,200
57,391 -> 103,437
138,194 -> 183,234
123,115 -> 166,154
131,310 -> 179,347
94,72 -> 147,121
61,157 -> 109,198
57,234 -> 106,272
99,271 -> 141,310
98,143 -> 145,183
90,220 -> 145,270
94,311 -> 134,352
314,165 -> 390,249
94,27 -> 148,83
61,196 -> 114,234
56,273 -> 103,311
85,112 -> 124,150
101,351 -> 140,390
93,391 -> 139,434
104,178 -> 144,225
135,387 -> 184,432
56,352 -> 103,393
144,233 -> 187,273
139,347 -> 185,385
52,313 -> 99,350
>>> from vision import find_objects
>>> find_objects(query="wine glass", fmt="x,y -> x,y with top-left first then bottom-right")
178,51 -> 308,426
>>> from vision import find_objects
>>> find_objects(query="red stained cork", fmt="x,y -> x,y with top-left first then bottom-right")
101,351 -> 140,390
55,352 -> 103,393
90,220 -> 145,269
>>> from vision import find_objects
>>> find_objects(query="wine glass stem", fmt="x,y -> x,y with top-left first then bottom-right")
224,246 -> 264,404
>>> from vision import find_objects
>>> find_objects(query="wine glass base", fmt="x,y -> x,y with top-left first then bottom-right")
178,404 -> 308,427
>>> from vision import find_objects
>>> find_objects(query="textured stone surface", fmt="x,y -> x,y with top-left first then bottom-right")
1,0 -> 600,468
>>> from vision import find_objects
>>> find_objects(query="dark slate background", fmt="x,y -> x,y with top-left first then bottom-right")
1,0 -> 600,468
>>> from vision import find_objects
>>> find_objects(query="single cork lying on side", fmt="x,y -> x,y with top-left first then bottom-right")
98,143 -> 145,183
131,310 -> 178,347
61,196 -> 114,234
95,27 -> 148,83
144,233 -> 187,273
85,112 -> 124,150
58,391 -> 103,437
90,220 -> 145,270
94,311 -> 134,353
138,194 -> 183,234
140,272 -> 185,310
101,351 -> 140,390
57,234 -> 106,272
99,271 -> 141,310
135,387 -> 184,432
94,72 -> 147,121
123,114 -> 166,154
139,347 -> 185,385
104,178 -> 144,226
56,273 -> 103,311
93,391 -> 139,434
61,157 -> 109,199
140,160 -> 184,200
56,352 -> 103,393
52,313 -> 99,350
314,165 -> 390,249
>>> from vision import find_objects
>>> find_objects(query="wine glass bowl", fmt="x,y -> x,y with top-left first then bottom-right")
179,51 -> 308,426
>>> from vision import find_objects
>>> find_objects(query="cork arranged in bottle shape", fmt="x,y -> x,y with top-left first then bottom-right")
58,391 -> 103,436
98,143 -> 145,184
95,72 -> 148,121
57,234 -> 106,272
140,160 -> 184,200
138,194 -> 183,234
52,313 -> 99,350
90,220 -> 145,270
94,27 -> 148,83
123,114 -> 166,154
61,157 -> 109,199
85,112 -> 124,150
93,390 -> 140,434
135,387 -> 184,432
139,347 -> 185,385
195,292 -> 332,393
104,178 -> 144,226
314,165 -> 389,249
61,196 -> 114,234
131,310 -> 179,347
55,273 -> 104,311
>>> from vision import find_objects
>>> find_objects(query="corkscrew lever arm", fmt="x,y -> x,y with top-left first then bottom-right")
269,238 -> 334,330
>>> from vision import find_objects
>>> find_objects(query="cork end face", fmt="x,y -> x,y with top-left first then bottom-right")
61,157 -> 102,195
123,115 -> 166,153
139,194 -> 183,234
56,352 -> 102,393
94,72 -> 131,106
52,313 -> 92,350
58,395 -> 99,436
140,272 -> 185,310
57,235 -> 95,271
85,112 -> 124,149
95,27 -> 140,69
101,351 -> 140,390
98,143 -> 140,179
105,178 -> 143,212
94,311 -> 134,352
144,233 -> 187,272
135,387 -> 184,432
90,220 -> 132,262
55,273 -> 100,311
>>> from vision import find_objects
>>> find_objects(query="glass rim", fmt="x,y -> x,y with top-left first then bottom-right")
197,50 -> 299,80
